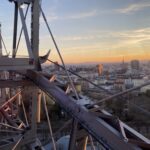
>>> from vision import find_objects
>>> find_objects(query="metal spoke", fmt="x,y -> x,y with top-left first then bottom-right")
42,92 -> 56,150
0,33 -> 9,55
0,123 -> 23,131
12,136 -> 23,150
21,97 -> 29,127
40,6 -> 80,100
0,91 -> 22,109
0,130 -> 21,133
90,80 -> 150,109
68,119 -> 78,150
54,119 -> 72,137
47,59 -> 113,94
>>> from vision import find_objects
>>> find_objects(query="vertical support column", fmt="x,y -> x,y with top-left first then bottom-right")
0,24 -> 4,104
30,0 -> 40,142
12,2 -> 18,58
21,86 -> 38,139
68,119 -> 78,150
31,0 -> 41,70
88,135 -> 96,150
31,87 -> 38,137
0,23 -> 2,57
77,137 -> 88,150
37,90 -> 41,123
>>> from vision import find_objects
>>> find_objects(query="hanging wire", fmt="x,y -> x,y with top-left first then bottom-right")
40,6 -> 80,100
129,102 -> 150,117
0,130 -> 21,133
47,58 -> 113,95
21,97 -> 29,127
0,123 -> 23,131
90,80 -> 150,108
42,92 -> 57,150
53,119 -> 72,138
38,1 -> 150,128
39,1 -> 149,106
45,58 -> 150,116
12,135 -> 24,150
36,8 -> 150,117
1,90 -> 22,108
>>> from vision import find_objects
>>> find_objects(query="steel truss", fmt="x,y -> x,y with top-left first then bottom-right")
0,0 -> 149,150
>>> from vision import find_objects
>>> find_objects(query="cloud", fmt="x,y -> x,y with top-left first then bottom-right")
41,9 -> 98,22
65,9 -> 98,19
56,27 -> 150,53
39,27 -> 150,62
100,28 -> 150,51
58,35 -> 95,41
60,27 -> 150,45
116,1 -> 150,14
40,27 -> 150,59
40,13 -> 58,23
111,28 -> 150,44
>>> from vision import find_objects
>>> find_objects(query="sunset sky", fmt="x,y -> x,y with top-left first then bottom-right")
0,0 -> 150,63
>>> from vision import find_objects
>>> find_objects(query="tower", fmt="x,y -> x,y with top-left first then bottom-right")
131,60 -> 140,70
97,64 -> 103,76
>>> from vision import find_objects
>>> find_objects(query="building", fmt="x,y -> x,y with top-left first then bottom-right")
131,60 -> 140,70
141,85 -> 150,93
97,64 -> 103,76
54,61 -> 60,71
148,61 -> 150,67
120,58 -> 128,73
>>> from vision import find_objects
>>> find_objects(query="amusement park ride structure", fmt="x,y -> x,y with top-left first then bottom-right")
0,0 -> 149,150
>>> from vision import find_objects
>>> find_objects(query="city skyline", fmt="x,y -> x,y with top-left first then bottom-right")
0,0 -> 150,64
